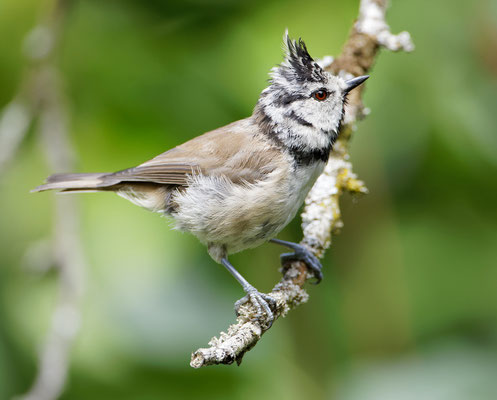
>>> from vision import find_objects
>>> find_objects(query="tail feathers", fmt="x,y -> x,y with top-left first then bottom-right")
31,172 -> 119,193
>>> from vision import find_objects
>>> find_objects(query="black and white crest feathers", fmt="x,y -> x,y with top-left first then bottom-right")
272,32 -> 327,85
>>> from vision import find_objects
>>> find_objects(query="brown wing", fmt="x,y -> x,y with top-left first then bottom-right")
110,117 -> 282,187
111,162 -> 199,186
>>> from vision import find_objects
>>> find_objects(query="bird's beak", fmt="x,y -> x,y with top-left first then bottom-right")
344,75 -> 369,93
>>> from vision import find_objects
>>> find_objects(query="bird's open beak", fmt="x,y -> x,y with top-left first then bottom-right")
344,75 -> 369,93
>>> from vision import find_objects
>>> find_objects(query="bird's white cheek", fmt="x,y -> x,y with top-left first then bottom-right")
315,101 -> 341,132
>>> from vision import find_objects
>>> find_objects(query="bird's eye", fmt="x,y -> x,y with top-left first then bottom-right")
312,89 -> 328,101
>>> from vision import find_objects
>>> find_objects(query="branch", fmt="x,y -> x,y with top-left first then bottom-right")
0,2 -> 87,399
190,0 -> 414,368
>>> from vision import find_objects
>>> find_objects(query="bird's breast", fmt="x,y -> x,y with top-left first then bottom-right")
171,159 -> 325,255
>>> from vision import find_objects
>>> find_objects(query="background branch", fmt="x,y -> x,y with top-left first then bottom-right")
0,1 -> 86,399
190,0 -> 414,368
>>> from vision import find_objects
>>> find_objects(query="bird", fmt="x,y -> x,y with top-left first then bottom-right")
33,32 -> 368,325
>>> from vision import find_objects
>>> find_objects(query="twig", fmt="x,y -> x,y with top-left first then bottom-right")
20,63 -> 85,400
0,99 -> 32,172
190,0 -> 414,368
0,2 -> 86,400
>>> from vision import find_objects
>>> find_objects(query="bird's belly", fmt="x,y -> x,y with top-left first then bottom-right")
171,161 -> 325,257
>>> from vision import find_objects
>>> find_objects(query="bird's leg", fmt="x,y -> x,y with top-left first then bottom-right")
221,258 -> 276,327
270,238 -> 323,283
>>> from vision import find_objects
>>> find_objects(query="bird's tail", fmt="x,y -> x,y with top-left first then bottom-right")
31,172 -> 120,193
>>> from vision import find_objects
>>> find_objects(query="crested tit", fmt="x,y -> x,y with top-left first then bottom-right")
33,33 -> 368,324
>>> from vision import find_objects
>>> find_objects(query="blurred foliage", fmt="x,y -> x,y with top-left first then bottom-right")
1,0 -> 497,399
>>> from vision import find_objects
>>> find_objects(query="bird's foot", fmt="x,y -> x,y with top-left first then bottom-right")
235,287 -> 276,328
272,239 -> 323,284
220,257 -> 276,328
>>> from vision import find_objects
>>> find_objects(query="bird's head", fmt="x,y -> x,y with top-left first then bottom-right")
256,32 -> 368,150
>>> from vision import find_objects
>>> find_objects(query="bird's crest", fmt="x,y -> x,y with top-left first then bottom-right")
271,30 -> 327,85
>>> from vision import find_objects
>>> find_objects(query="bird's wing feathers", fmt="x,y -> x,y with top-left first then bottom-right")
110,118 -> 281,187
112,162 -> 199,186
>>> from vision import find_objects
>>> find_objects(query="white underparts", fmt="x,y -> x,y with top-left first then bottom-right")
172,161 -> 325,261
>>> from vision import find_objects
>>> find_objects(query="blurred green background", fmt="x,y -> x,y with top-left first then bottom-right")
1,0 -> 497,399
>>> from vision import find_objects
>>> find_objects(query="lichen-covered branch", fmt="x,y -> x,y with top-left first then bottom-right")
191,0 -> 414,368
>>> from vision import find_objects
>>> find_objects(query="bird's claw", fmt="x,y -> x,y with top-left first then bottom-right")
280,247 -> 323,284
235,288 -> 276,328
